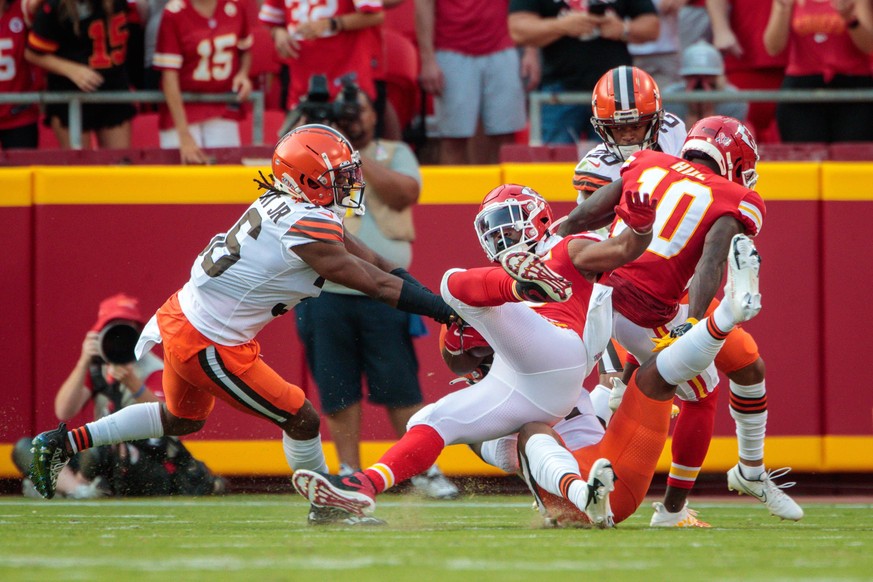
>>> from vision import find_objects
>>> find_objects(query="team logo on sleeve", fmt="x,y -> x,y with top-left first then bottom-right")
10,17 -> 23,33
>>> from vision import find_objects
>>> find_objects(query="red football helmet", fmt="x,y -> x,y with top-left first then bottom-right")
475,184 -> 553,262
680,115 -> 759,188
271,124 -> 365,213
591,66 -> 664,160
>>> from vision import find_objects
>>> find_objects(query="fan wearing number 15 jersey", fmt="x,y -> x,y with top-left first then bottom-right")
153,0 -> 253,132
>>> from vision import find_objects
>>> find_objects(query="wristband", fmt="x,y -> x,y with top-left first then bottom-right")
330,17 -> 342,32
397,281 -> 456,324
631,226 -> 652,236
390,267 -> 425,288
131,384 -> 146,399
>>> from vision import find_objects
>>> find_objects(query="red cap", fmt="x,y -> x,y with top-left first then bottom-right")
92,293 -> 144,331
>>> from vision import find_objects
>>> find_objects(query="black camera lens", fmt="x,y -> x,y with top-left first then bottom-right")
98,321 -> 141,364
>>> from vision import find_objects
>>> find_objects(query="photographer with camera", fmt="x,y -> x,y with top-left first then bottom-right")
662,40 -> 748,128
259,0 -> 383,131
13,294 -> 224,499
293,80 -> 459,500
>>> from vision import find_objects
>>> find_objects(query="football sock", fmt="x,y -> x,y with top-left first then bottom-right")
445,267 -> 520,307
283,432 -> 329,473
712,297 -> 739,334
729,379 -> 768,476
667,394 -> 718,490
80,402 -> 163,451
522,433 -> 589,510
364,424 -> 445,493
656,317 -> 727,386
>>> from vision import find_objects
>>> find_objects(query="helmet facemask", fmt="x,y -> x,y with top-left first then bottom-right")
592,109 -> 663,161
475,199 -> 546,262
320,150 -> 365,216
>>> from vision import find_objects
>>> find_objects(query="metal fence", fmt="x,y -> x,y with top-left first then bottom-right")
528,89 -> 873,145
0,90 -> 265,149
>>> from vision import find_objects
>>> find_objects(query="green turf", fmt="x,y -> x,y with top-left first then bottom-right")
2,495 -> 871,581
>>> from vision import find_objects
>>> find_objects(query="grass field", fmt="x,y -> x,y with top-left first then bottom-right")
2,494 -> 872,581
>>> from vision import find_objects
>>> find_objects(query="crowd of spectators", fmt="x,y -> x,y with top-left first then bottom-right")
1,0 -> 873,159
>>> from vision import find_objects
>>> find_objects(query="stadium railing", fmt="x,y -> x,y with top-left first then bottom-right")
527,89 -> 873,145
0,90 -> 265,149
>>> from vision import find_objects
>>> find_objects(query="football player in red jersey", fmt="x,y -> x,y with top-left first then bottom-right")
290,184 -> 658,523
27,125 -> 456,528
0,0 -> 41,148
153,0 -> 253,164
506,233 -> 765,527
25,0 -> 140,148
572,70 -> 797,529
559,115 -> 803,525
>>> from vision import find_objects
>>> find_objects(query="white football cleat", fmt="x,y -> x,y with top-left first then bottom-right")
724,234 -> 762,323
650,501 -> 711,528
501,251 -> 573,303
581,458 -> 615,528
410,465 -> 459,500
727,464 -> 804,521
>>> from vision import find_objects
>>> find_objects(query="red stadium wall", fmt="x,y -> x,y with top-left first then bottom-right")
1,162 -> 871,477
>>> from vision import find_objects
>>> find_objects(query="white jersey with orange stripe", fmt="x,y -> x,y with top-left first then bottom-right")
178,192 -> 345,345
573,112 -> 687,204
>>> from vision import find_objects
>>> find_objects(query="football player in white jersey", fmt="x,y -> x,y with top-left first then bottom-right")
572,66 -> 687,206
28,125 -> 456,526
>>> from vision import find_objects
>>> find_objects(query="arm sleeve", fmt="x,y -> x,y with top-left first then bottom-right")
153,8 -> 182,70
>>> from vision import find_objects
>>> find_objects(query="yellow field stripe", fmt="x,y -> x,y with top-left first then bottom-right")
1,436 -> 870,479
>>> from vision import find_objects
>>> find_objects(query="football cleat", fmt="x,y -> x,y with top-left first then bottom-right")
724,234 -> 762,323
581,458 -> 615,528
501,251 -> 573,303
650,501 -> 711,527
29,423 -> 71,500
727,464 -> 804,521
293,469 -> 377,517
410,465 -> 460,500
307,504 -> 386,526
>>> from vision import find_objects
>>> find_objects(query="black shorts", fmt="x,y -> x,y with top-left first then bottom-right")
45,102 -> 136,131
295,292 -> 422,415
0,123 -> 38,149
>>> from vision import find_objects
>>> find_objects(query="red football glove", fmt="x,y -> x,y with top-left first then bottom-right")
441,321 -> 491,356
615,190 -> 657,234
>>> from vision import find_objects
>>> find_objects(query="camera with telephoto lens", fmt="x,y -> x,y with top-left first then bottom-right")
97,320 -> 141,365
297,74 -> 361,126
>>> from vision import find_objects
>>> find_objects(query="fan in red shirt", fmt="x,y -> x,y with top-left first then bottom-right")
153,0 -> 253,164
0,0 -> 41,149
258,0 -> 383,125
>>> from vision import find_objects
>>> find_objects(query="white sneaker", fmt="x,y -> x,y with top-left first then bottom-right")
727,464 -> 804,521
650,501 -> 711,527
580,458 -> 615,528
724,234 -> 762,323
410,465 -> 459,500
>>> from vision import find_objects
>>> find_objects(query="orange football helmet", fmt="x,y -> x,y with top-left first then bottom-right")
681,116 -> 759,188
271,124 -> 365,213
591,66 -> 664,160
